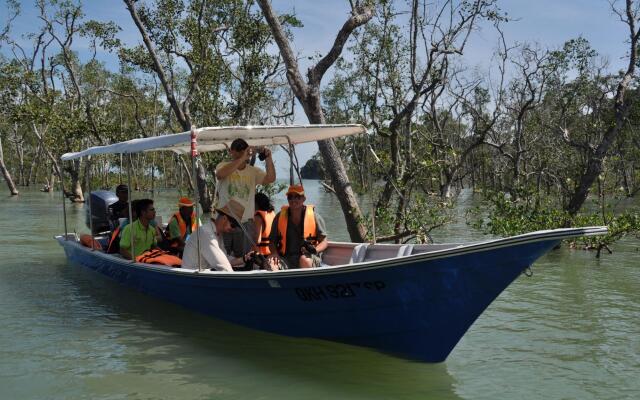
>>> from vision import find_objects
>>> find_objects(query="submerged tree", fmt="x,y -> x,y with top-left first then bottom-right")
256,0 -> 374,242
123,0 -> 291,211
564,0 -> 640,216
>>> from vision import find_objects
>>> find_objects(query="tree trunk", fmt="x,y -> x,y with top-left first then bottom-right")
15,140 -> 25,186
31,123 -> 63,183
66,159 -> 84,202
178,155 -> 195,193
257,0 -> 372,242
47,164 -> 56,192
0,137 -> 19,195
565,0 -> 639,216
124,0 -> 212,212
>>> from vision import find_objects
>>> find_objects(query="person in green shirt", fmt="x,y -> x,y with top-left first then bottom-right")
120,199 -> 158,259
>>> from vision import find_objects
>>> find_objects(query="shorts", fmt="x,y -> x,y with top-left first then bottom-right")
281,252 -> 322,269
310,253 -> 322,268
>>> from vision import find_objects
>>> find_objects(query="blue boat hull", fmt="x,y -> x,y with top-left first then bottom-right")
56,230 -> 583,362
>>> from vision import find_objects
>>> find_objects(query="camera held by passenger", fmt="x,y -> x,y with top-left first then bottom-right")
257,147 -> 268,161
302,240 -> 317,255
235,251 -> 269,271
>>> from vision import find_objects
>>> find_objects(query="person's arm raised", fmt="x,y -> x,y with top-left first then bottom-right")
215,148 -> 251,180
262,148 -> 276,184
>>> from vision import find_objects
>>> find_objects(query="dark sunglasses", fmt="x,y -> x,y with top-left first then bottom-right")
287,194 -> 303,200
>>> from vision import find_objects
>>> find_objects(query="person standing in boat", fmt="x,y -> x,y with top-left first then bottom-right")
215,139 -> 275,257
163,196 -> 197,256
268,185 -> 328,269
119,199 -> 158,259
182,200 -> 253,271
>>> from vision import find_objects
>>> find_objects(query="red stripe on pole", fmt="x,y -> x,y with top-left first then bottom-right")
190,128 -> 198,157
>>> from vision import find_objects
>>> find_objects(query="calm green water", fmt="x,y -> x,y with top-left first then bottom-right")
1,182 -> 639,399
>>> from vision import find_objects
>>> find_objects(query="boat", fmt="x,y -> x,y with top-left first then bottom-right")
56,125 -> 608,362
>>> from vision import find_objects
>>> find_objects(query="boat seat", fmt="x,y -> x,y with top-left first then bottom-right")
360,244 -> 415,262
349,243 -> 369,264
398,244 -> 414,257
320,244 -> 355,266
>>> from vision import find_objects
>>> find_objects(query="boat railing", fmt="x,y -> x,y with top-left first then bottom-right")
361,244 -> 414,263
59,233 -> 79,242
410,243 -> 465,254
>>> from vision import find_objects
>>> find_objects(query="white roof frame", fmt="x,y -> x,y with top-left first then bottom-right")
61,124 -> 366,161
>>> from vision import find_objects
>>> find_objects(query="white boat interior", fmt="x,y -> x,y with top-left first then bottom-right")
321,242 -> 463,266
64,231 -> 464,268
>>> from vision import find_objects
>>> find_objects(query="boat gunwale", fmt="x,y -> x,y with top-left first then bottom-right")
56,226 -> 607,280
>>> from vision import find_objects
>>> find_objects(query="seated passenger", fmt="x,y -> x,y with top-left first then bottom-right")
268,185 -> 328,269
106,210 -> 127,254
108,184 -> 129,229
163,197 -> 197,256
253,192 -> 276,256
119,199 -> 158,259
182,200 -> 251,271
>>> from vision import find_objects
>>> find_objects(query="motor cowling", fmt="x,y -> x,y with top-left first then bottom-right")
85,190 -> 118,235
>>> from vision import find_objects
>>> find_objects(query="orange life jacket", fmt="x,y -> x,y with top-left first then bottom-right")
276,205 -> 317,256
106,226 -> 121,253
80,234 -> 103,250
135,249 -> 182,267
166,211 -> 197,247
254,210 -> 276,255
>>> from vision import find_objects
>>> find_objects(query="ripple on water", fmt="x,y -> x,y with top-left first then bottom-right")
1,186 -> 639,399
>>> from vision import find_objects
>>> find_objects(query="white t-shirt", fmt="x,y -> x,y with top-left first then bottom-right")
182,221 -> 233,271
215,161 -> 266,222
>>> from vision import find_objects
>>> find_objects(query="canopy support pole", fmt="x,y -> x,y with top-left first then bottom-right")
60,162 -> 68,240
288,142 -> 294,185
86,157 -> 95,250
190,126 -> 202,272
365,132 -> 376,244
127,153 -> 135,261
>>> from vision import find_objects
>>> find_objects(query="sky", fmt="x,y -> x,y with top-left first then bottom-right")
1,0 -> 633,174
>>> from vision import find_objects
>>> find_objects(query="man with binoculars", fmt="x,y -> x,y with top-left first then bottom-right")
215,138 -> 276,257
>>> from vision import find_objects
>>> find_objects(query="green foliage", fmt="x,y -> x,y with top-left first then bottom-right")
467,190 -> 571,236
257,182 -> 287,199
468,189 -> 640,256
363,196 -> 454,244
573,212 -> 640,256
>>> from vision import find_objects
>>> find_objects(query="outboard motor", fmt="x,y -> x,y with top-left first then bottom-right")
85,190 -> 118,235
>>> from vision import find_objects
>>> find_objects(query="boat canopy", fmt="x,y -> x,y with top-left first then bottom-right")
61,124 -> 366,161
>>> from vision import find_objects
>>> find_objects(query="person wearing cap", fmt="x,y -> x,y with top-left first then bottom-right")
182,200 -> 253,271
215,138 -> 276,257
163,196 -> 197,255
108,184 -> 129,229
268,185 -> 328,269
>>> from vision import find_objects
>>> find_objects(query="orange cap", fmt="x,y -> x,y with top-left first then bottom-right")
178,197 -> 194,207
286,184 -> 305,196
